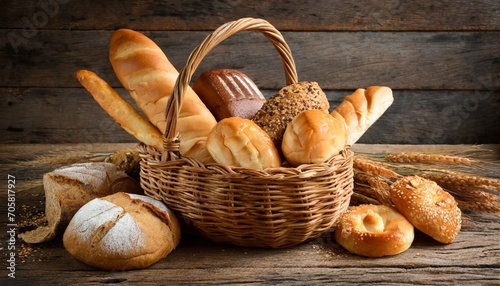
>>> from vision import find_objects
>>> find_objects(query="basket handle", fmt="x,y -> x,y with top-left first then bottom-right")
162,17 -> 298,157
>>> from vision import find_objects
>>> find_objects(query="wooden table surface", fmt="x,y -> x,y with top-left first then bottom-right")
1,143 -> 499,285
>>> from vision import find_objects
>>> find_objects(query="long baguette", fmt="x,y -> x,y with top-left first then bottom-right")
330,86 -> 393,146
76,69 -> 164,151
109,29 -> 216,163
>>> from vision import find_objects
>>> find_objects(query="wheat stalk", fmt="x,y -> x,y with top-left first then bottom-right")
384,152 -> 474,166
350,192 -> 381,206
353,156 -> 401,179
420,171 -> 500,190
352,152 -> 500,213
353,170 -> 394,207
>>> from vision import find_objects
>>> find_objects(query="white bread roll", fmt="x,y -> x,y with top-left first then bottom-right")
109,29 -> 217,163
334,204 -> 414,257
330,86 -> 393,146
63,192 -> 181,270
207,117 -> 281,170
282,109 -> 347,167
252,81 -> 330,149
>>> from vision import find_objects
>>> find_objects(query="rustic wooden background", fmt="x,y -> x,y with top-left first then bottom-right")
2,0 -> 499,145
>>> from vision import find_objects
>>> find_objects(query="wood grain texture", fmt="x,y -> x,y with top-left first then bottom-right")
2,30 -> 499,90
3,0 -> 499,31
0,143 -> 498,285
2,88 -> 499,144
1,0 -> 499,144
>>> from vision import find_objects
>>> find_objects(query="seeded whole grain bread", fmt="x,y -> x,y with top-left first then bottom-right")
251,81 -> 330,150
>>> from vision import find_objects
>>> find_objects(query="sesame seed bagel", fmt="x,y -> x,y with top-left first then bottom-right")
390,175 -> 462,244
334,204 -> 414,257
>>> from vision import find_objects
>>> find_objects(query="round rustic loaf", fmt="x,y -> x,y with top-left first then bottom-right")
63,192 -> 181,270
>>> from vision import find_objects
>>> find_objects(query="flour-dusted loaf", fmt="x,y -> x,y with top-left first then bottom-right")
252,81 -> 330,150
193,69 -> 266,121
19,162 -> 142,244
63,192 -> 181,270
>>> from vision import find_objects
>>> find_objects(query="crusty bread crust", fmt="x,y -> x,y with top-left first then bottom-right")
63,192 -> 181,270
282,109 -> 346,167
109,29 -> 217,163
330,86 -> 394,146
252,81 -> 330,150
207,117 -> 281,170
390,175 -> 461,244
193,69 -> 266,121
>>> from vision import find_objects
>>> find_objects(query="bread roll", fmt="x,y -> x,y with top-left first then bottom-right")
109,29 -> 217,163
19,162 -> 142,244
334,204 -> 414,257
252,81 -> 330,149
207,117 -> 281,170
193,69 -> 266,121
63,192 -> 181,270
330,86 -> 393,146
282,110 -> 347,167
390,175 -> 461,244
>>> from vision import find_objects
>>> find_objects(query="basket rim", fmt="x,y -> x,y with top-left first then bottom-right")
138,142 -> 353,177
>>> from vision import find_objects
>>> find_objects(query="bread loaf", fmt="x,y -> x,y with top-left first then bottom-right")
390,175 -> 461,244
193,69 -> 266,121
207,117 -> 281,170
19,162 -> 142,244
330,86 -> 393,146
63,192 -> 181,270
109,29 -> 217,163
252,81 -> 330,150
282,110 -> 347,167
76,69 -> 164,151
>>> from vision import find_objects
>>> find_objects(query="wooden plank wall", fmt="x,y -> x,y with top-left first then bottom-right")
1,0 -> 499,144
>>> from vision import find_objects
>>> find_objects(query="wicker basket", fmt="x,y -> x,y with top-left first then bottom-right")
139,17 -> 354,248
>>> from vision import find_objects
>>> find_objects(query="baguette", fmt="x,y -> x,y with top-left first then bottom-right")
76,70 -> 164,151
109,29 -> 217,163
330,86 -> 393,146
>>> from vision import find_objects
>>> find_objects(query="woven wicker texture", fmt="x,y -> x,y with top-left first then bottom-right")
139,18 -> 354,248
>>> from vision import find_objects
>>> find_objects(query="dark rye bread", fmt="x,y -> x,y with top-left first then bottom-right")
193,69 -> 266,121
251,81 -> 330,149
